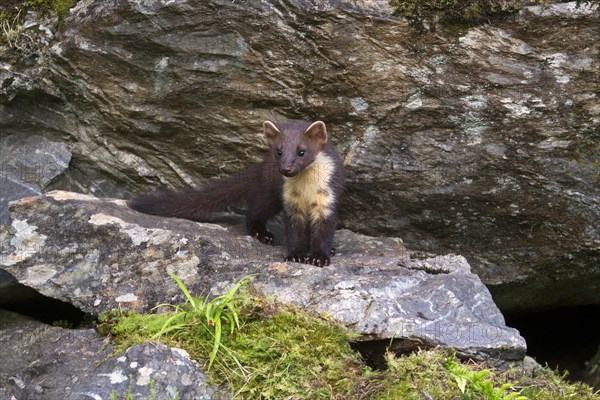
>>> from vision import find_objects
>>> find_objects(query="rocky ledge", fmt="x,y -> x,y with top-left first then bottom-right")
0,191 -> 526,397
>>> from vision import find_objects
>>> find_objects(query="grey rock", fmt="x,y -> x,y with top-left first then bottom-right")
0,135 -> 71,190
0,309 -> 225,400
74,342 -> 224,400
0,0 -> 597,314
0,190 -> 526,365
0,179 -> 39,226
0,134 -> 71,224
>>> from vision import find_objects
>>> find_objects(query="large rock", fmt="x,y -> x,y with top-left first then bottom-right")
0,309 -> 224,400
0,191 -> 526,365
0,0 -> 598,313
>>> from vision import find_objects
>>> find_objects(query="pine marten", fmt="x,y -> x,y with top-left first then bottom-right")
128,121 -> 345,267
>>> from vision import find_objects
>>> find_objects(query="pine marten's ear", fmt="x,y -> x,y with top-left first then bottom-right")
263,121 -> 281,146
303,121 -> 328,146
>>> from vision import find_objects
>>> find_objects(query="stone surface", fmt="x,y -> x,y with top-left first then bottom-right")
0,134 -> 71,224
0,191 -> 526,364
0,0 -> 598,313
0,309 -> 224,400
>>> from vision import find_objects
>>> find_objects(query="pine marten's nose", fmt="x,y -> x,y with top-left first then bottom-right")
280,167 -> 296,177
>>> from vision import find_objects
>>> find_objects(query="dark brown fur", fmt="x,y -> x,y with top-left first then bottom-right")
128,121 -> 344,267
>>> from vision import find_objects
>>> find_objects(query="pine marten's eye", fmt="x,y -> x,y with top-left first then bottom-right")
277,149 -> 282,156
298,150 -> 306,157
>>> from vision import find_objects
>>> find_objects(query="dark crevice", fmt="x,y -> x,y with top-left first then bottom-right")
504,304 -> 600,384
0,273 -> 89,328
351,338 -> 430,370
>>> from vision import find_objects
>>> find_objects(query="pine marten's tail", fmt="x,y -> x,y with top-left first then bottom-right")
127,171 -> 256,221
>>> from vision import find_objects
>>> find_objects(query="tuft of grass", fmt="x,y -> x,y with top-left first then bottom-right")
152,273 -> 251,371
0,8 -> 26,49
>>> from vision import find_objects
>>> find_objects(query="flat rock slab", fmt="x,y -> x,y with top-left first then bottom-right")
0,191 -> 526,364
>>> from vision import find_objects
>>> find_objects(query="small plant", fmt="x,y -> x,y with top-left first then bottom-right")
445,357 -> 528,400
0,8 -> 26,49
52,319 -> 73,329
153,273 -> 252,370
1,0 -> 78,63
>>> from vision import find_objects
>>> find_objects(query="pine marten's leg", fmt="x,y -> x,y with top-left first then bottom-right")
245,178 -> 282,244
283,209 -> 309,262
306,213 -> 337,267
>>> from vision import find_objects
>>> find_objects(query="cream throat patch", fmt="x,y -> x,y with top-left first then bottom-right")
282,152 -> 336,222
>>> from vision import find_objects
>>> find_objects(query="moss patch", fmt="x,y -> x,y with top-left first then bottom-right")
0,0 -> 76,21
389,0 -> 525,29
97,289 -> 600,399
1,0 -> 77,64
389,0 -> 600,29
25,0 -> 78,21
374,351 -> 600,400
99,295 -> 365,399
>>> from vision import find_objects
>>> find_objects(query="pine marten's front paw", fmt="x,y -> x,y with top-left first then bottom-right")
259,232 -> 274,244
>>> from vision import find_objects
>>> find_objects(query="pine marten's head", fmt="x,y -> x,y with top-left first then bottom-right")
263,120 -> 328,178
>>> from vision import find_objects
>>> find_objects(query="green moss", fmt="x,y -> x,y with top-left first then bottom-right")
100,296 -> 365,399
96,273 -> 600,399
389,0 -> 525,28
371,351 -> 458,399
26,0 -> 77,21
1,0 -> 78,63
219,307 -> 363,398
1,0 -> 77,21
372,351 -> 600,400
388,0 -> 600,29
98,291 -> 600,399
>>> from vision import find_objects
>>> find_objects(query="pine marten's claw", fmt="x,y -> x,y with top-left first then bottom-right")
305,253 -> 330,267
252,230 -> 274,245
284,254 -> 303,263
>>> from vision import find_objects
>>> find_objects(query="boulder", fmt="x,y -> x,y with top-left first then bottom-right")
0,309 -> 224,400
0,0 -> 598,312
0,190 -> 526,365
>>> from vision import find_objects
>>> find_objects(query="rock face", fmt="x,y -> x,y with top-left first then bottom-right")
0,1 -> 598,312
0,134 -> 71,224
0,309 -> 225,400
0,191 -> 526,366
